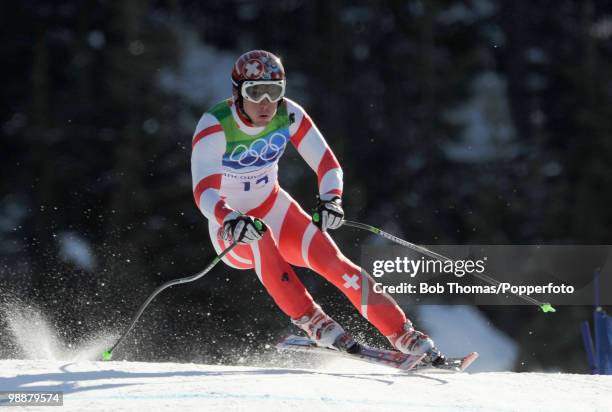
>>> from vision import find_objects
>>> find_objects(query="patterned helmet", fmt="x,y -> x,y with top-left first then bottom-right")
231,50 -> 285,88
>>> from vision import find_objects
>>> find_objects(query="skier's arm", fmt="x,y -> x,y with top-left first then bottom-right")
287,100 -> 343,201
191,113 -> 234,225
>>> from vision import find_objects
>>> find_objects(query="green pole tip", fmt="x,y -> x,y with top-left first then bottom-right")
540,303 -> 556,313
102,350 -> 113,361
313,212 -> 320,223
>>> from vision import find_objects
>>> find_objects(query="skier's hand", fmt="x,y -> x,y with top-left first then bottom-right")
312,195 -> 344,232
221,211 -> 266,244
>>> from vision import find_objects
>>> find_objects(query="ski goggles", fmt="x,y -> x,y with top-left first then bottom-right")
241,80 -> 286,103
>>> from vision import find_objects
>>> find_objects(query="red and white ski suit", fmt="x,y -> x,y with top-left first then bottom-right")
191,98 -> 408,338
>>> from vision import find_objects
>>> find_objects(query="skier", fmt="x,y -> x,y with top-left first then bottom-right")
191,50 -> 443,364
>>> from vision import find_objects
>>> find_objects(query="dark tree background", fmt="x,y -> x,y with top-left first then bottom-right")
1,0 -> 611,372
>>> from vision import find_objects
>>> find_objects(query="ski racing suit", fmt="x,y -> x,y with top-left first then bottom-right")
191,97 -> 410,341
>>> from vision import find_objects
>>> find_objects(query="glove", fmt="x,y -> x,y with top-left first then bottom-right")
312,195 -> 344,232
221,211 -> 266,244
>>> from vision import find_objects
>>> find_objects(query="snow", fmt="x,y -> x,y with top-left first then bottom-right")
1,293 -> 608,411
1,304 -> 609,411
2,302 -> 114,361
1,358 -> 610,411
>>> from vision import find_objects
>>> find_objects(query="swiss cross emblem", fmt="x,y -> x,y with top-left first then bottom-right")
243,59 -> 264,78
342,274 -> 360,290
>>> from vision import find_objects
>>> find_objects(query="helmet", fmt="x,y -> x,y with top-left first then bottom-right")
231,50 -> 286,106
231,50 -> 285,86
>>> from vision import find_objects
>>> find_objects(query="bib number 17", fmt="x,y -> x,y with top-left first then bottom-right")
242,175 -> 269,191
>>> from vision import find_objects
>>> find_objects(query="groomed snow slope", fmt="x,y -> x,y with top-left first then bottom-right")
1,359 -> 610,411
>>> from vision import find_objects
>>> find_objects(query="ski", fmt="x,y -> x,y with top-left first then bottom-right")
277,334 -> 478,373
277,334 -> 425,371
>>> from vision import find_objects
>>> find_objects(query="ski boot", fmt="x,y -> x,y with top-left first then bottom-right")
292,304 -> 348,349
389,321 -> 435,355
389,321 -> 447,367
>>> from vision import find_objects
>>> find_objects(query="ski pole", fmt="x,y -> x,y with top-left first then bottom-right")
341,219 -> 556,313
101,240 -> 238,361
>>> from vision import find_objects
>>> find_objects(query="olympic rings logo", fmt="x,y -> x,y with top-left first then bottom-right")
228,132 -> 287,166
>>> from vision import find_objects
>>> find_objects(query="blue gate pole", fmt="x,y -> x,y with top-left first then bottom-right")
594,308 -> 611,374
580,320 -> 598,374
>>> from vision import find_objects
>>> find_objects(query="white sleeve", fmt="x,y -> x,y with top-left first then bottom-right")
191,113 -> 234,224
286,98 -> 343,199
